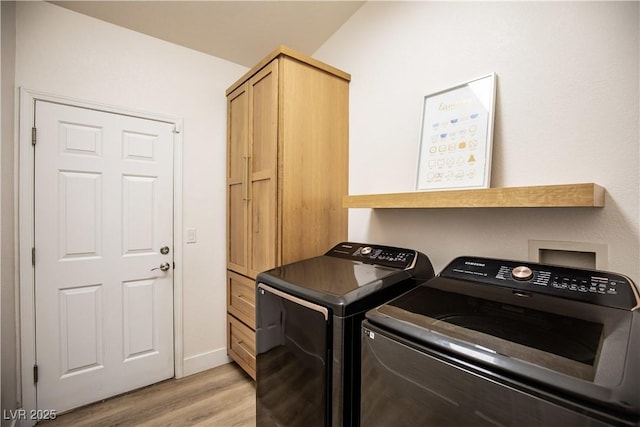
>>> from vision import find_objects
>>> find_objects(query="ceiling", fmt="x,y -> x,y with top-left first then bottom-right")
50,1 -> 365,68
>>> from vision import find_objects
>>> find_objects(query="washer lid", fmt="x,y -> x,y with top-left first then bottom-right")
257,255 -> 412,316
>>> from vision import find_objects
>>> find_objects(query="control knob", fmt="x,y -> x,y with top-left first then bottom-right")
361,246 -> 373,255
512,266 -> 533,281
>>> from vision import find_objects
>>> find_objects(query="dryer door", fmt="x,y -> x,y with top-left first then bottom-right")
256,283 -> 330,427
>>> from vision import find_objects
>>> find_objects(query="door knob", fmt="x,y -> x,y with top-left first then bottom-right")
151,262 -> 171,272
160,246 -> 170,255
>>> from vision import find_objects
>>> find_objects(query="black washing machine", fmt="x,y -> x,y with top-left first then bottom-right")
255,242 -> 434,427
362,256 -> 640,426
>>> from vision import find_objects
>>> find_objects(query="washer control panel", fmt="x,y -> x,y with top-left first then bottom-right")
441,256 -> 639,310
326,242 -> 417,270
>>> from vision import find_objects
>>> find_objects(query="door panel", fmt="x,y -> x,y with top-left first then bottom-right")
59,285 -> 103,377
34,100 -> 174,413
58,171 -> 102,259
250,178 -> 276,276
227,85 -> 249,274
122,175 -> 157,254
248,62 -> 278,278
122,278 -> 157,360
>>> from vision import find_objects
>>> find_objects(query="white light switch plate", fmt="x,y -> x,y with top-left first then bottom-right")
186,228 -> 197,244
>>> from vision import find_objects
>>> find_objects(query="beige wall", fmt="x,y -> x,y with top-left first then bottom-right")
315,1 -> 640,281
9,0 -> 247,408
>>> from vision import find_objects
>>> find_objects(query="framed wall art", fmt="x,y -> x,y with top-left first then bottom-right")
416,73 -> 497,191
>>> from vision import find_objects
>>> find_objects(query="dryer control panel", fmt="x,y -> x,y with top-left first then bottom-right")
441,256 -> 639,310
326,242 -> 418,270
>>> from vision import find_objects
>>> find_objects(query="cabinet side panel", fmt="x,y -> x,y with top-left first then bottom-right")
280,58 -> 349,264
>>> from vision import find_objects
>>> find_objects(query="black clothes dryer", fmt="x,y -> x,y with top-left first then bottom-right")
255,242 -> 434,427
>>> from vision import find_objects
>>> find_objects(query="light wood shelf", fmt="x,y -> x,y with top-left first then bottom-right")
343,183 -> 605,209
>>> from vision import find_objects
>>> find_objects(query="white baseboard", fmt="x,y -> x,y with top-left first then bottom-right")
182,347 -> 231,377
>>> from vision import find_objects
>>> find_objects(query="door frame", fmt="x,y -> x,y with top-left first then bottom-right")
18,88 -> 184,421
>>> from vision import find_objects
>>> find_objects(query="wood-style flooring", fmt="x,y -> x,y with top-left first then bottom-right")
39,362 -> 256,427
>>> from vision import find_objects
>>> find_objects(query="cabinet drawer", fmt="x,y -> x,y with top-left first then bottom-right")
228,315 -> 256,380
227,271 -> 256,328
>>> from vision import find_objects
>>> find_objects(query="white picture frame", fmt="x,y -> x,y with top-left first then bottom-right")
416,73 -> 497,191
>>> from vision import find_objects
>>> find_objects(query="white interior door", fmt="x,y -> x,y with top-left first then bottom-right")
34,100 -> 175,412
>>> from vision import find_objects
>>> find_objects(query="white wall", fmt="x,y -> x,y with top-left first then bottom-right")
14,0 -> 247,388
315,1 -> 640,281
1,1 -> 17,422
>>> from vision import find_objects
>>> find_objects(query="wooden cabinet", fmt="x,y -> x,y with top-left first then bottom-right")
226,46 -> 350,379
227,61 -> 279,279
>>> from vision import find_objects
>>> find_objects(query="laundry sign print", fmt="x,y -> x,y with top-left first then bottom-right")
416,73 -> 497,191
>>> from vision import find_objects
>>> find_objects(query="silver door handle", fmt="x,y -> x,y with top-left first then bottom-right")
151,262 -> 171,272
257,283 -> 329,320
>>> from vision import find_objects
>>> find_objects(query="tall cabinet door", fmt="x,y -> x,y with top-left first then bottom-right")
247,61 -> 279,279
227,83 -> 249,275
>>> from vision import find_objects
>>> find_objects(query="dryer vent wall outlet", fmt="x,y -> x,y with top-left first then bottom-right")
528,240 -> 608,270
539,249 -> 596,270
